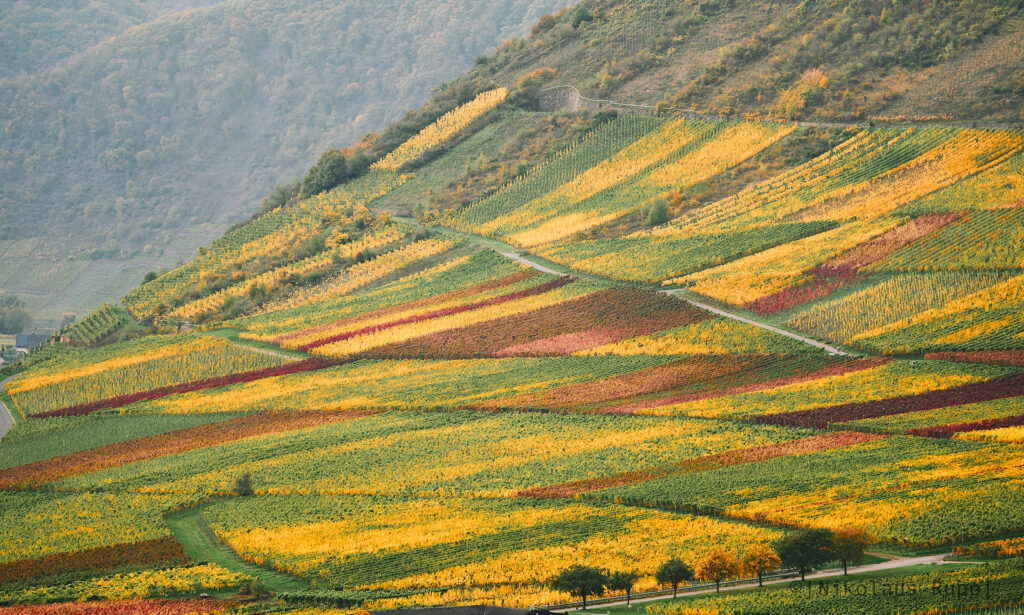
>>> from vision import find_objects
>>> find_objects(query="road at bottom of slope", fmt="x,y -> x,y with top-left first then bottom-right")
0,374 -> 23,443
554,552 -> 959,613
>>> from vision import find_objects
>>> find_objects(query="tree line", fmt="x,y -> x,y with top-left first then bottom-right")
549,527 -> 869,608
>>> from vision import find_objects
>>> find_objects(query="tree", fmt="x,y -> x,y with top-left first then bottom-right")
645,199 -> 669,226
549,564 -> 607,610
774,529 -> 834,580
570,5 -> 594,28
143,271 -> 158,284
531,13 -> 561,37
741,543 -> 781,587
233,472 -> 254,496
832,528 -> 870,575
695,549 -> 739,593
259,181 -> 300,216
0,292 -> 32,334
300,149 -> 348,198
607,571 -> 640,606
655,558 -> 693,598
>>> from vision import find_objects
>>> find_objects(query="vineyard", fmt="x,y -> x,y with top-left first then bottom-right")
61,303 -> 128,347
3,22 -> 1024,614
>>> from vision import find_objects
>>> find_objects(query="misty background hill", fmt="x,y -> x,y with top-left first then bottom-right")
0,0 -> 573,327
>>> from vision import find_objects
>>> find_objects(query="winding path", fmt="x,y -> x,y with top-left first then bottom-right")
497,251 -> 567,277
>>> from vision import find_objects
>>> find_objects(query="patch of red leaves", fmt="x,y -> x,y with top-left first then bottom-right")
483,355 -> 764,411
297,276 -> 574,351
0,538 -> 187,585
600,357 -> 886,414
925,351 -> 1024,367
747,268 -> 864,315
0,600 -> 227,615
747,213 -> 961,315
365,287 -> 710,359
272,269 -> 542,344
3,410 -> 374,488
33,357 -> 347,419
907,414 -> 1024,438
755,372 -> 1024,429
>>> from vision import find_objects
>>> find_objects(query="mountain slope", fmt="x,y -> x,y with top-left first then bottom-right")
0,0 -> 573,324
469,0 -> 1024,121
0,0 -> 223,78
3,4 -> 1024,613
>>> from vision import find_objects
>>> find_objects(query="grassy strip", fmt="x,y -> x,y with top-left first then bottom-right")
165,504 -> 307,594
204,329 -> 309,358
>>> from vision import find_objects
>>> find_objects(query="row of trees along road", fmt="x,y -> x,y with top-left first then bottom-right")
548,528 -> 870,608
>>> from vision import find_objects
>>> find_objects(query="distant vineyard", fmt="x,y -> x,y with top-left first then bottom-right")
122,171 -> 412,322
62,303 -> 126,347
372,87 -> 509,172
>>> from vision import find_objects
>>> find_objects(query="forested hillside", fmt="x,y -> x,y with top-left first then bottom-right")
0,0 -> 573,325
0,0 -> 223,78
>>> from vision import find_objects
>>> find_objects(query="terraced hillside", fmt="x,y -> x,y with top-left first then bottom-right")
2,5 -> 1024,615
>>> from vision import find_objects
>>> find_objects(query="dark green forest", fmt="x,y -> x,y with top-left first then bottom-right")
0,0 -> 573,322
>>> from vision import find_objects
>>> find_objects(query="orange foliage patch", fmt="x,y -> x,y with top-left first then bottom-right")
0,538 -> 187,585
272,270 -> 540,344
817,212 -> 962,273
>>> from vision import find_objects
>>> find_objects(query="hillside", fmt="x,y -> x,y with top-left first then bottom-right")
0,0 -> 223,78
2,2 -> 1024,614
0,0 -> 574,325
471,0 -> 1024,122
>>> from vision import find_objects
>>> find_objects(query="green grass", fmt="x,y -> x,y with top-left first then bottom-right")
165,503 -> 307,594
203,328 -> 309,358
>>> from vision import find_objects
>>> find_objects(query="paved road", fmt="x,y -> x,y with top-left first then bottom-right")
662,290 -> 851,356
556,553 -> 956,612
498,251 -> 569,277
0,374 -> 21,443
491,248 -> 851,357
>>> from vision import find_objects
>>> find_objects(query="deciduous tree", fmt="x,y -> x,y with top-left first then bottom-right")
832,527 -> 871,575
742,543 -> 781,587
607,570 -> 640,606
774,529 -> 834,580
695,549 -> 739,593
549,564 -> 607,610
655,557 -> 694,598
